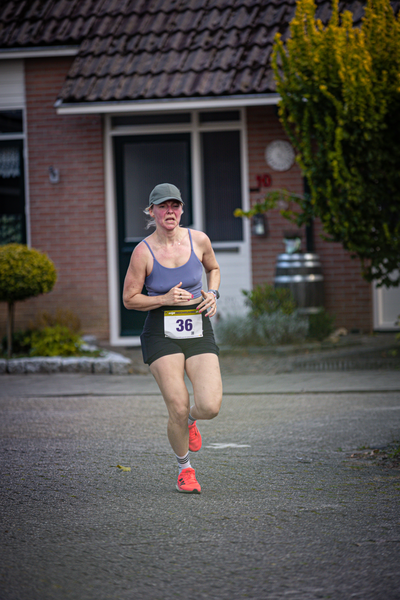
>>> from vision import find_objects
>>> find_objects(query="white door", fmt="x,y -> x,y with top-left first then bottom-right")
373,273 -> 400,330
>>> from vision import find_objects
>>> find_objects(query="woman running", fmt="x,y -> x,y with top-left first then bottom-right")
123,183 -> 222,494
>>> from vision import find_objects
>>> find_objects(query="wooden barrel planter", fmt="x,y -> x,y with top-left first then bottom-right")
274,253 -> 324,314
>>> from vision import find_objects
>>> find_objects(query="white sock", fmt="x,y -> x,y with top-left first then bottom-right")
188,412 -> 196,426
176,451 -> 191,473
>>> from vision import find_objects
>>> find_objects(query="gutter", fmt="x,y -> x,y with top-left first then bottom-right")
0,46 -> 79,59
55,94 -> 281,115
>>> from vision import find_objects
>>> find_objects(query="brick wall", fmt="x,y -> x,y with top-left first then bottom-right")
246,106 -> 372,332
0,57 -> 110,340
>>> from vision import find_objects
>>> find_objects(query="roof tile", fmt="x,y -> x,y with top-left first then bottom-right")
180,47 -> 214,73
50,0 -> 84,20
161,29 -> 196,52
87,73 -> 117,100
97,0 -> 133,16
211,45 -> 244,72
71,75 -> 98,101
80,35 -> 114,56
122,72 -> 149,98
247,24 -> 272,47
130,50 -> 159,75
93,13 -> 123,37
195,7 -> 230,32
150,48 -> 188,75
136,31 -> 163,52
24,0 -> 53,21
55,16 -> 94,42
191,27 -> 225,51
219,27 -> 250,49
124,34 -> 141,53
256,68 -> 277,93
114,12 -> 142,37
224,4 -> 259,30
173,7 -> 206,33
146,70 -> 178,98
208,70 -> 236,96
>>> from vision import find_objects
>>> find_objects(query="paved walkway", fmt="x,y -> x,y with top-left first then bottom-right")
1,357 -> 399,599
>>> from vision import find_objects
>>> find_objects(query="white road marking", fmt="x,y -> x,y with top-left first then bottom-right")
205,443 -> 251,449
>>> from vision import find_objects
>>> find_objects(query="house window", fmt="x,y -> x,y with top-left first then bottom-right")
119,134 -> 192,240
0,110 -> 26,245
201,130 -> 243,242
0,110 -> 23,134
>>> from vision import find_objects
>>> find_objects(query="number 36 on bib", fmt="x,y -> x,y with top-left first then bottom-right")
164,310 -> 203,339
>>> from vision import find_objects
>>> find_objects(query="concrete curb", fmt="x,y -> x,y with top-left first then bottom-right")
217,333 -> 400,372
290,357 -> 400,371
0,350 -> 132,375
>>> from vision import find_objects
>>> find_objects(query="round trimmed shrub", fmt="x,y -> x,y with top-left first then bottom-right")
0,244 -> 57,357
0,243 -> 57,303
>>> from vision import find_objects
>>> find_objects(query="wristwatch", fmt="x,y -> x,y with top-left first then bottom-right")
208,289 -> 220,299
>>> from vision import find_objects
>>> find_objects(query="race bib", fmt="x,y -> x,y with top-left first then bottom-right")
164,309 -> 203,339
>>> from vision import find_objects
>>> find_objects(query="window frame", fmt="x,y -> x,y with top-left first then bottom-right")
0,107 -> 29,246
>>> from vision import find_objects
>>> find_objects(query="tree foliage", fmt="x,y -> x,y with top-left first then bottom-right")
272,0 -> 400,286
0,244 -> 57,357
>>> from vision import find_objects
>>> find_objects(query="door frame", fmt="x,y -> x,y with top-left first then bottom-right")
104,108 -> 251,346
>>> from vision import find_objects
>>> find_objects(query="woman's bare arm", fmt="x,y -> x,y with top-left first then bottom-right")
191,230 -> 220,316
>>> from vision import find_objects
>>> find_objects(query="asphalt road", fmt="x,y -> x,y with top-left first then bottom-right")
1,369 -> 400,600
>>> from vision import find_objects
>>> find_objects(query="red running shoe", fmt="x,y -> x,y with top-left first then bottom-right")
176,468 -> 201,494
188,421 -> 202,452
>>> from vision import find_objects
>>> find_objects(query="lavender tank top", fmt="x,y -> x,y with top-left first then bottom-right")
143,229 -> 203,297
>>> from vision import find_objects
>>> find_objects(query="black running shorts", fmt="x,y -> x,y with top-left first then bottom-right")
140,303 -> 219,366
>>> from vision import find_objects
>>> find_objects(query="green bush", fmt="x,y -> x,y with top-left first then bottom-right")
307,310 -> 336,341
0,243 -> 57,357
242,284 -> 296,318
0,243 -> 57,303
1,309 -> 97,359
28,325 -> 83,357
215,311 -> 308,347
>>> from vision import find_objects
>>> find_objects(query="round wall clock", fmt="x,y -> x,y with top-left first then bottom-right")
265,140 -> 295,172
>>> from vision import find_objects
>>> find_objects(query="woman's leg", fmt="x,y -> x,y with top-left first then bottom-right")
185,353 -> 223,421
149,352 -> 190,457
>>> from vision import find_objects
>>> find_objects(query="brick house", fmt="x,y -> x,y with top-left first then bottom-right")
0,0 -> 399,346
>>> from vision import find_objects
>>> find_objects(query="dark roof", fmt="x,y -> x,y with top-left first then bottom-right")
0,0 -> 399,104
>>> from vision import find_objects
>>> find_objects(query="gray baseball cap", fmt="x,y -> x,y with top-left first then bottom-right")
148,183 -> 184,206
